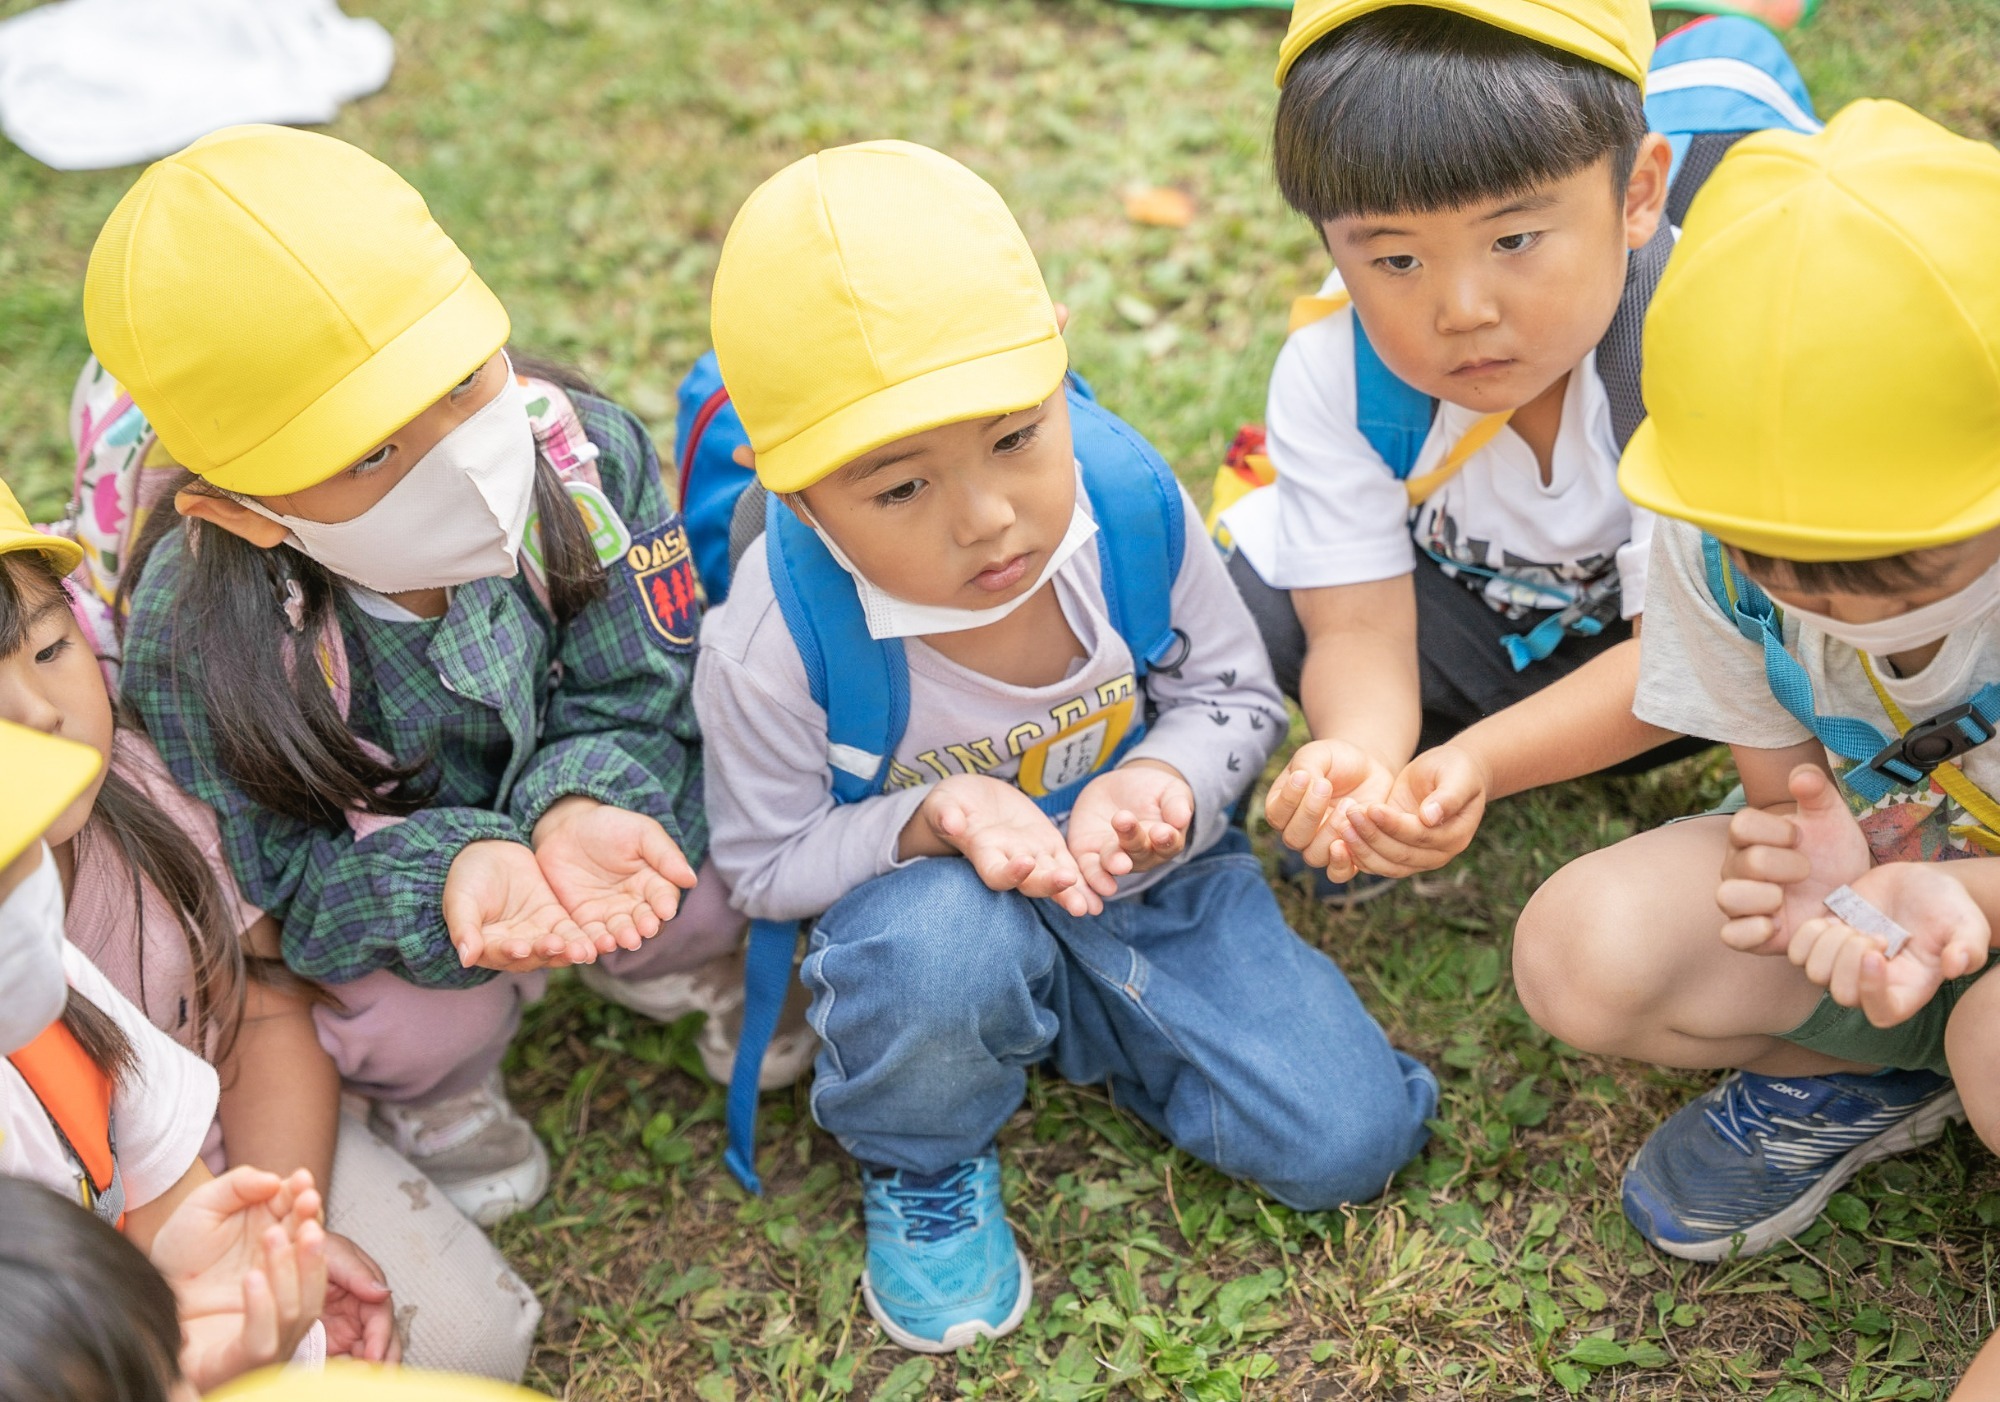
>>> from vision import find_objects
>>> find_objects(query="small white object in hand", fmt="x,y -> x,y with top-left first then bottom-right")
1823,884 -> 1913,959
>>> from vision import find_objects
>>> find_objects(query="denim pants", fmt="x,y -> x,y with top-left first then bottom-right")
802,830 -> 1438,1211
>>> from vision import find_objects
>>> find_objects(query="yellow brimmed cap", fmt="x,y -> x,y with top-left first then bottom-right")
710,140 -> 1069,496
1277,0 -> 1653,87
83,125 -> 510,498
212,1363 -> 543,1402
0,480 -> 82,576
1621,101 -> 2000,561
0,720 -> 102,871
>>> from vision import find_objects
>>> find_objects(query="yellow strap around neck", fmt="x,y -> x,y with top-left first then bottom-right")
1858,653 -> 2000,852
1405,411 -> 1514,508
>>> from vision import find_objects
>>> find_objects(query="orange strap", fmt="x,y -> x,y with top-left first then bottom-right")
9,1021 -> 120,1223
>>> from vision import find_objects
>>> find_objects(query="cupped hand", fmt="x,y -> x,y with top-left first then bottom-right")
322,1230 -> 400,1363
1066,760 -> 1194,898
1716,763 -> 1870,956
1337,742 -> 1491,877
1262,738 -> 1396,880
920,774 -> 1100,917
532,796 -> 698,954
1788,859 -> 1990,1028
443,839 -> 591,971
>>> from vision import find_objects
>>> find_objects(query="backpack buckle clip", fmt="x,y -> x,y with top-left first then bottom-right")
1865,702 -> 1999,787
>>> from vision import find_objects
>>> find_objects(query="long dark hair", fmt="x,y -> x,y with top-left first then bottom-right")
120,352 -> 609,828
0,1176 -> 183,1402
0,554 -> 242,1067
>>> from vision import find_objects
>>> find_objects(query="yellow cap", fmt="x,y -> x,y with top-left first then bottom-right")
0,480 -> 82,576
1620,101 -> 2000,561
83,125 -> 510,498
209,1363 -> 542,1402
711,140 -> 1069,495
1277,0 -> 1653,87
0,720 -> 102,871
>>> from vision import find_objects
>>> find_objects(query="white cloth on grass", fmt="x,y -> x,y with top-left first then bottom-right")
0,0 -> 391,171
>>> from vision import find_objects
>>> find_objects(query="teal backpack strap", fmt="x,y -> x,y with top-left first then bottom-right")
726,493 -> 910,1194
1350,314 -> 1435,478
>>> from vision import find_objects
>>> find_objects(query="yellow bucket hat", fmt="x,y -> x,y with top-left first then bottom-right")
710,140 -> 1069,496
0,719 -> 102,871
83,125 -> 510,499
0,480 -> 82,576
1277,0 -> 1653,87
211,1363 -> 544,1402
1620,100 -> 2000,561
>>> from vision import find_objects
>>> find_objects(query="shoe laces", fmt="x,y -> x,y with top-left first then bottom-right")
879,1163 -> 982,1245
1702,1075 -> 1798,1156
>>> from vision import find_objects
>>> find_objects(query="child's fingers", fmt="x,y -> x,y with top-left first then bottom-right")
1718,914 -> 1779,953
1159,784 -> 1194,833
1724,842 -> 1813,886
1856,950 -> 1920,1029
1265,768 -> 1309,829
298,1220 -> 329,1327
636,823 -> 700,890
1727,806 -> 1801,851
1717,877 -> 1783,924
1805,921 -> 1863,988
1280,779 -> 1335,854
1339,808 -> 1430,872
262,1225 -> 302,1328
238,1268 -> 280,1369
1825,931 -> 1871,1008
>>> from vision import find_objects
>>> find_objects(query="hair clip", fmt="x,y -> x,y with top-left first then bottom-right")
282,577 -> 307,632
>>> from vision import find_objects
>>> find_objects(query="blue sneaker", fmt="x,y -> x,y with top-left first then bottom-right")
1277,847 -> 1398,910
860,1152 -> 1032,1353
1623,1069 -> 1962,1261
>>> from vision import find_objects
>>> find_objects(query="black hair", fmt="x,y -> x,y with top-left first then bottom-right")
1733,548 -> 1953,598
0,1176 -> 183,1402
120,350 -> 608,829
1274,5 -> 1648,223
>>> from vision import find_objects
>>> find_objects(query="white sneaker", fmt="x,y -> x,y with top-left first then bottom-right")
370,1071 -> 550,1227
578,946 -> 817,1091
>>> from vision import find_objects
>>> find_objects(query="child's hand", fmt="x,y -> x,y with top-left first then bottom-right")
443,840 -> 592,971
532,796 -> 699,954
1066,760 -> 1195,898
152,1167 -> 328,1391
1263,739 -> 1396,880
1788,861 -> 1990,1027
1336,743 -> 1491,877
322,1230 -> 400,1363
915,775 -> 1101,917
1717,764 -> 1871,956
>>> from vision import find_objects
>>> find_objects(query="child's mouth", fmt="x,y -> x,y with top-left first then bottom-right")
972,553 -> 1032,593
1450,356 -> 1514,379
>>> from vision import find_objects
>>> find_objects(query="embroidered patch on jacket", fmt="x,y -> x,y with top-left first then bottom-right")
624,514 -> 699,651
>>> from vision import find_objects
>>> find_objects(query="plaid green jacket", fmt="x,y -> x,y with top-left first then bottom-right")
124,394 -> 707,988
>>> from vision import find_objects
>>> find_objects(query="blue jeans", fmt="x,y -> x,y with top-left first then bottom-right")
802,830 -> 1437,1211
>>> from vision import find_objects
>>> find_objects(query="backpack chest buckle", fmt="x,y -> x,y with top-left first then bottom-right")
1865,702 -> 1999,787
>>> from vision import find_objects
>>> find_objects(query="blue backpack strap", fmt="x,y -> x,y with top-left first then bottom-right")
726,494 -> 911,1193
1350,314 -> 1435,479
1069,386 -> 1185,674
675,352 -> 756,606
1647,16 -> 1822,218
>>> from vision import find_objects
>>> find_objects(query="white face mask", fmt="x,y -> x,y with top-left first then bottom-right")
805,494 -> 1098,642
236,360 -> 538,594
0,846 -> 70,1056
1785,552 -> 2000,656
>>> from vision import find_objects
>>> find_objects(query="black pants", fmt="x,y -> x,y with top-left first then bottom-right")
1225,548 -> 1708,774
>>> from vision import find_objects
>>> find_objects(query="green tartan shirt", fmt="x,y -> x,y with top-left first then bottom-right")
123,394 -> 707,989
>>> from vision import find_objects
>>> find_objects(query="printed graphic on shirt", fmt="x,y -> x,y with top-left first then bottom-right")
1833,762 -> 1995,865
624,514 -> 700,652
1417,503 -> 1617,620
884,673 -> 1137,797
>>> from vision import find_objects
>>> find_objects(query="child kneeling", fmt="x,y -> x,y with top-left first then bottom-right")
698,141 -> 1436,1352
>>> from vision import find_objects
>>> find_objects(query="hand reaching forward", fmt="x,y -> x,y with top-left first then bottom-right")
909,774 -> 1101,916
1717,764 -> 1871,956
1336,742 -> 1491,877
533,796 -> 698,954
1067,760 -> 1195,899
151,1167 -> 328,1392
1263,739 -> 1396,881
443,839 -> 591,971
1788,861 -> 1990,1028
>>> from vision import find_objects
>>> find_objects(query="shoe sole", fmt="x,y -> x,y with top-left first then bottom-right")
1639,1088 -> 1965,1262
439,1134 -> 554,1228
861,1246 -> 1033,1354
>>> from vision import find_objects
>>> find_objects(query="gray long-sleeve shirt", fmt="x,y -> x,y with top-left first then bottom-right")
695,484 -> 1289,923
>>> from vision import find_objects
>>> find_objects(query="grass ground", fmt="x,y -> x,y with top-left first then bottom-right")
3,0 -> 1999,1396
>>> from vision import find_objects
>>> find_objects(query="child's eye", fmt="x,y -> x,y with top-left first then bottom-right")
350,444 -> 395,477
994,423 -> 1041,455
33,637 -> 70,665
448,364 -> 484,398
876,479 -> 924,507
1494,231 -> 1542,254
1376,254 -> 1419,274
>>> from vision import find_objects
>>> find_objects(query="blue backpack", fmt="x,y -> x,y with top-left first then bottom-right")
1228,16 -> 1822,672
674,371 -> 1190,1192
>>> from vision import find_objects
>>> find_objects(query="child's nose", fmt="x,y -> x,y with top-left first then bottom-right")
953,486 -> 1017,546
0,674 -> 62,737
1435,275 -> 1502,335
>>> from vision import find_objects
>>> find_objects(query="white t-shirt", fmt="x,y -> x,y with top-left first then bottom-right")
1219,273 -> 1654,620
1637,516 -> 2000,865
1,942 -> 220,1213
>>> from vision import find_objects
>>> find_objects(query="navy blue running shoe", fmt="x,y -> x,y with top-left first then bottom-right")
1623,1069 -> 1962,1261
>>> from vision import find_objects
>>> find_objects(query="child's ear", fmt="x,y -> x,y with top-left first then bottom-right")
173,488 -> 289,549
1624,133 -> 1674,251
778,492 -> 814,528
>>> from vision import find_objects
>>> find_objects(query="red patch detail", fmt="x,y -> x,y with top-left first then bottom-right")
624,516 -> 699,650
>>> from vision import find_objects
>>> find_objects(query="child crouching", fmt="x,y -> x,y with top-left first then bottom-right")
698,140 -> 1437,1353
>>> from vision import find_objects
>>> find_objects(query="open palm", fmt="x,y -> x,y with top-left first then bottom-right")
443,839 -> 590,969
533,798 -> 697,951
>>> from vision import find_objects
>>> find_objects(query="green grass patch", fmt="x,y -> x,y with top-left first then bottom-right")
3,0 -> 1995,1395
